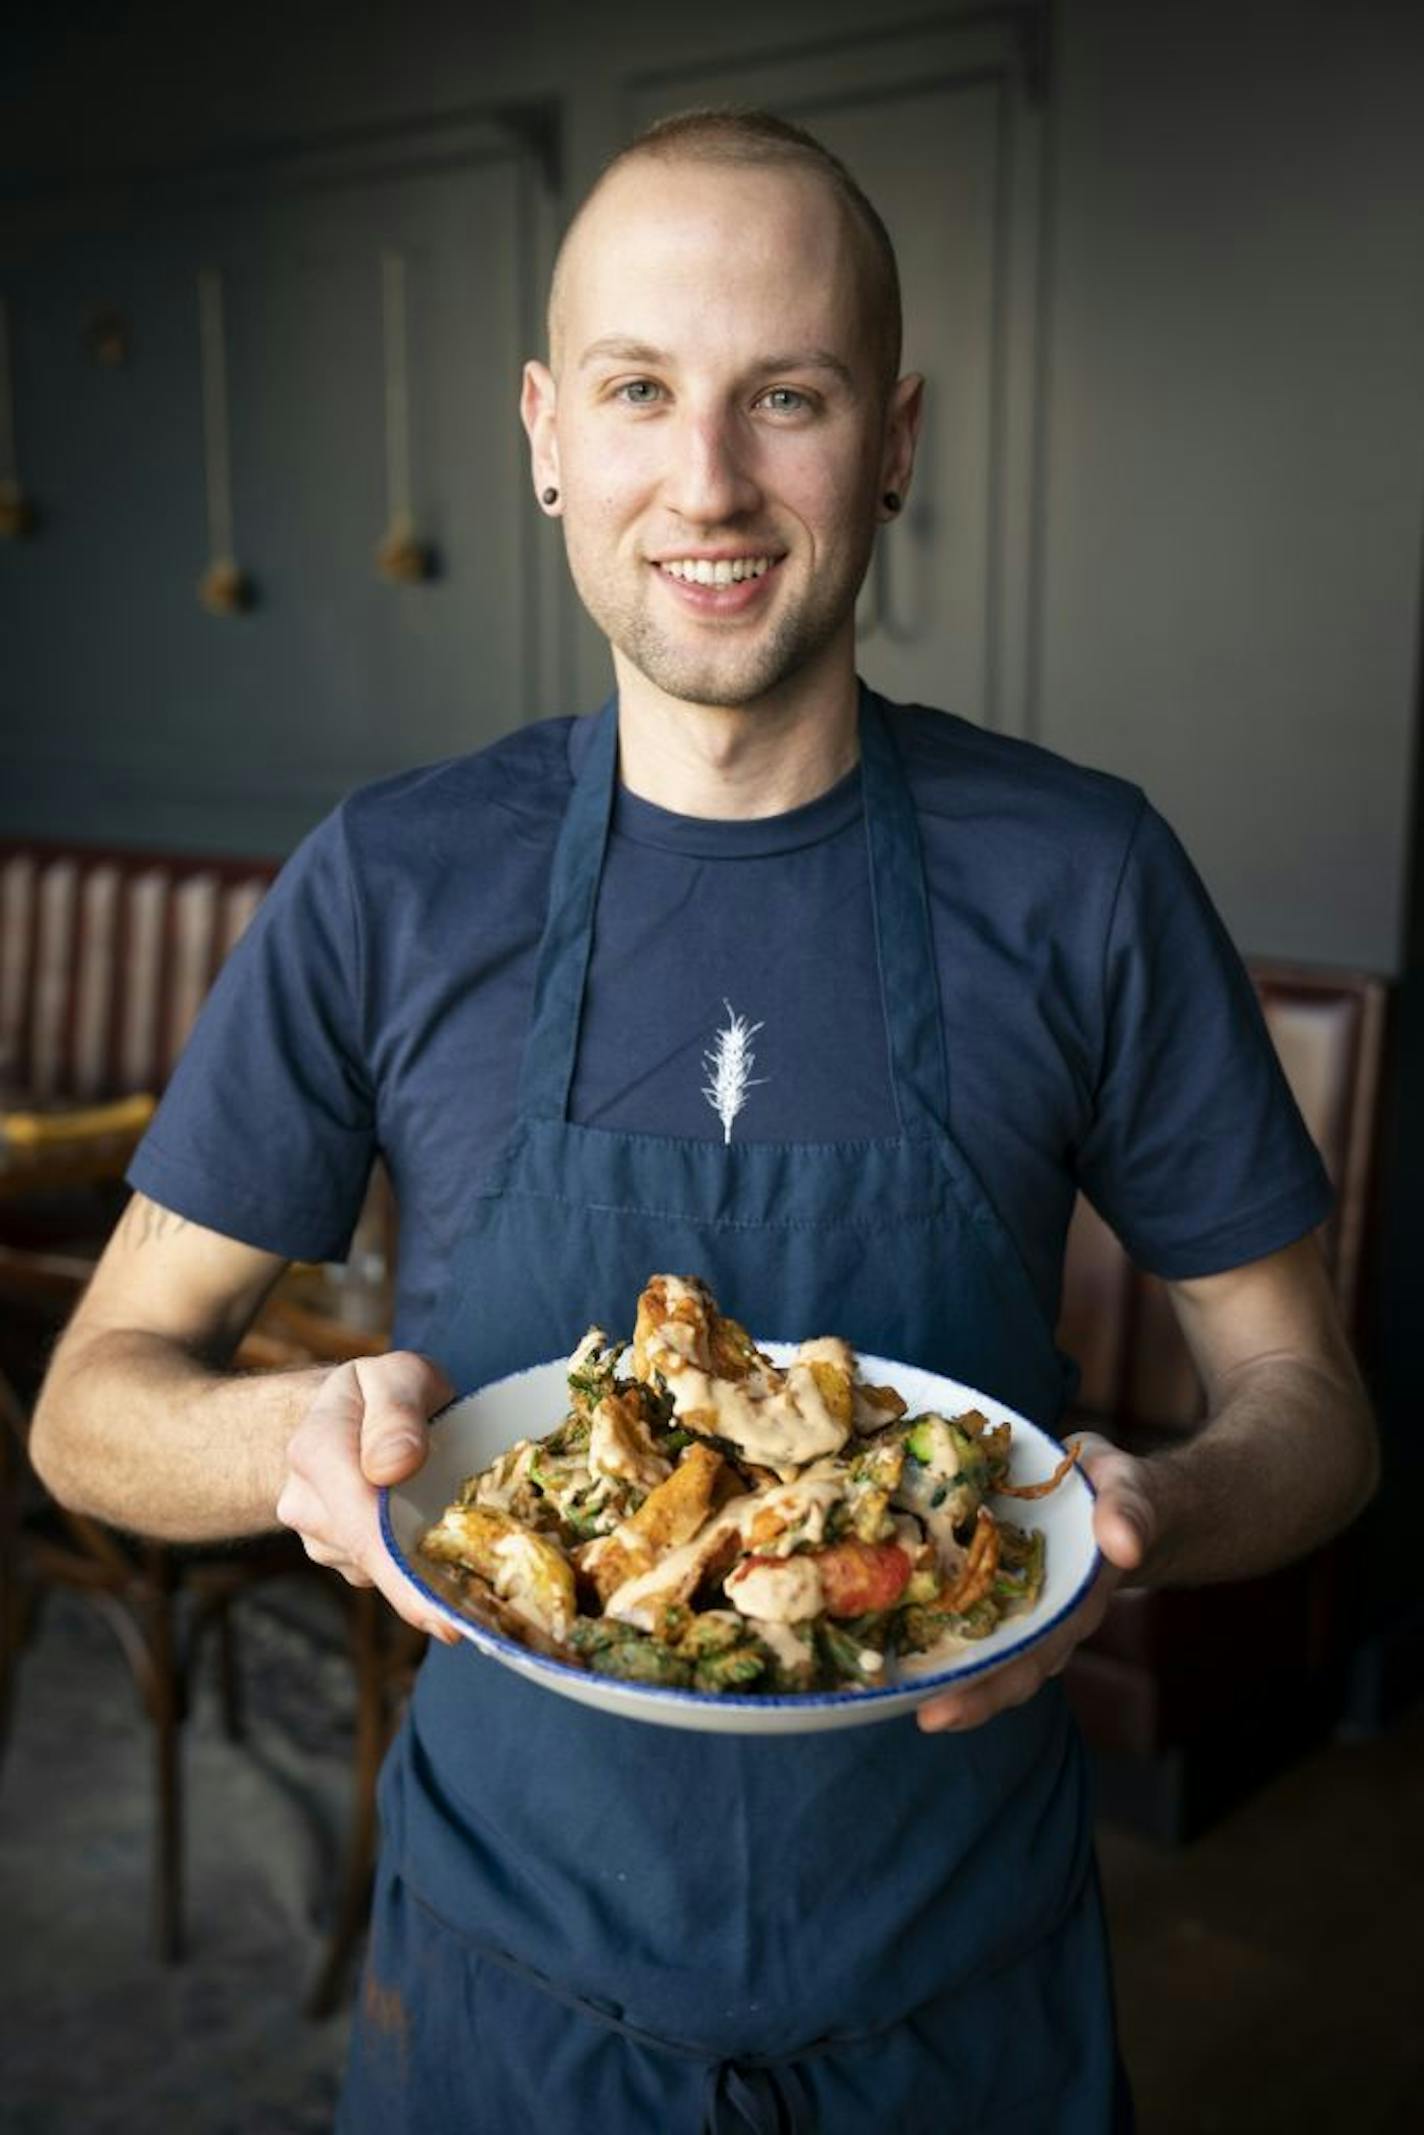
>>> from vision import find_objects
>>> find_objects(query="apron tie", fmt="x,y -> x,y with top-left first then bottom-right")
703,2057 -> 816,2135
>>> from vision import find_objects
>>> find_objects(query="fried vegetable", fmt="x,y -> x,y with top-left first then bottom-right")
632,1275 -> 757,1383
897,1599 -> 993,1651
815,1618 -> 891,1687
569,1618 -> 693,1687
725,1552 -> 825,1624
992,1525 -> 1046,1609
903,1413 -> 990,1497
581,1441 -> 728,1608
567,1328 -> 626,1415
803,1358 -> 854,1431
675,1610 -> 774,1693
693,1642 -> 772,1693
935,1507 -> 1000,1615
996,1441 -> 1080,1501
587,1387 -> 673,1493
754,1622 -> 818,1692
543,1411 -> 592,1456
848,1434 -> 906,1495
419,1505 -> 577,1639
812,1538 -> 912,1618
569,1606 -> 772,1694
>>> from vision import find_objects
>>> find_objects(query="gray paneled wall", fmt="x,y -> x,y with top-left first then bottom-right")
1,114 -> 557,855
1035,0 -> 1424,973
1,0 -> 1421,981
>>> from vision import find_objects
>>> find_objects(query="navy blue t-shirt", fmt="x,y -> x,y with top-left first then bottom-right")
128,695 -> 1331,1346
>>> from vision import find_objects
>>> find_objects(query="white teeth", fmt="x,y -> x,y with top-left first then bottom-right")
662,556 -> 772,584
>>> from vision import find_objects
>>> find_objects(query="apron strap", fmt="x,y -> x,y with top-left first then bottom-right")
703,2059 -> 817,2135
518,688 -> 950,1137
858,695 -> 950,1140
518,700 -> 619,1123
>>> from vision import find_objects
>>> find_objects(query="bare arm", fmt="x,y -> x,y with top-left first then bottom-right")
29,1192 -> 455,1635
30,1193 -> 309,1538
1108,1232 -> 1378,1585
918,1234 -> 1379,1732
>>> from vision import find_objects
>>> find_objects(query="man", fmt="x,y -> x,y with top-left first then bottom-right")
33,110 -> 1376,2131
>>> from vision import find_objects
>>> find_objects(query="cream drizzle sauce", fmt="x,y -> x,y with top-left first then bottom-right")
750,1619 -> 815,1678
603,1498 -> 756,1630
669,1360 -> 849,1473
725,1552 -> 824,1623
588,1396 -> 671,1491
603,1464 -> 848,1630
473,1440 -> 537,1514
490,1531 -> 574,1639
643,1278 -> 851,1477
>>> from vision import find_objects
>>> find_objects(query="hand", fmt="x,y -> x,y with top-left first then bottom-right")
915,1431 -> 1156,1734
276,1349 -> 459,1640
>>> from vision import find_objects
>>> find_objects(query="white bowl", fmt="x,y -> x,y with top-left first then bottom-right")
380,1346 -> 1100,1736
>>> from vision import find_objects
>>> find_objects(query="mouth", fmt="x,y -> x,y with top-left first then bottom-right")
650,552 -> 786,614
657,554 -> 778,586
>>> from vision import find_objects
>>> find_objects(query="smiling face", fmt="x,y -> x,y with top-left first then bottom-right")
523,156 -> 920,715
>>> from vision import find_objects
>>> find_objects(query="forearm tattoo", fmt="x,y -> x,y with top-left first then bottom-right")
123,1198 -> 191,1248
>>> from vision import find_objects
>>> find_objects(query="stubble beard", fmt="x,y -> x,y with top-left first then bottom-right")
571,549 -> 866,710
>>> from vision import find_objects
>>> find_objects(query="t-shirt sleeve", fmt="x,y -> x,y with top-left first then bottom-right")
1073,799 -> 1332,1278
126,807 -> 375,1262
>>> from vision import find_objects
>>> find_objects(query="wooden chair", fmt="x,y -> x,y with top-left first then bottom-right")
0,1352 -> 307,1960
0,1225 -> 412,1994
1058,961 -> 1390,1839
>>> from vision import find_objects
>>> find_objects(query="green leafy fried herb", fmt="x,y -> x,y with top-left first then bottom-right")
568,1618 -> 692,1688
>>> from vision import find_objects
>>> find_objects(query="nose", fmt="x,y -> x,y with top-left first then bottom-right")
664,405 -> 762,526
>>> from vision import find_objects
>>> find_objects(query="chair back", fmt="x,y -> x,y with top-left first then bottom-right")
0,841 -> 277,1103
1057,962 -> 1389,1435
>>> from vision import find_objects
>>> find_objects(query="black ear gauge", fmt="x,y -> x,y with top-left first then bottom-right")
541,486 -> 560,507
883,490 -> 902,513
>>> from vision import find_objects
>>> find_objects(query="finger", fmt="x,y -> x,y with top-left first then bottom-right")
915,1557 -> 1120,1733
355,1350 -> 451,1484
316,1507 -> 458,1640
367,1565 -> 462,1644
312,1532 -> 457,1640
917,1655 -> 1039,1733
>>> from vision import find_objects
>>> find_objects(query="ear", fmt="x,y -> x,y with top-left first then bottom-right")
878,372 -> 925,521
520,360 -> 561,511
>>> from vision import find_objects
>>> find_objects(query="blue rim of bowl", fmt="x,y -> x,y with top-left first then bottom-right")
378,1357 -> 1101,1717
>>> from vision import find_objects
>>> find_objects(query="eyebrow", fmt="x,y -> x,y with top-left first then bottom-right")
577,336 -> 858,390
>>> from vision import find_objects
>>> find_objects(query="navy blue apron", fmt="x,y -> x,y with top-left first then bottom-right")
340,691 -> 1129,2133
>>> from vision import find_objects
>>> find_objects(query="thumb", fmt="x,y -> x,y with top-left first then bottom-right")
1093,1464 -> 1156,1575
355,1351 -> 451,1484
1072,1433 -> 1156,1576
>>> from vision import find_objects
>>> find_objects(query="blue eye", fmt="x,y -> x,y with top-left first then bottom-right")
616,379 -> 662,405
762,388 -> 810,414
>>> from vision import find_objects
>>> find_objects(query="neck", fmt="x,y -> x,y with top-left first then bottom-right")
611,642 -> 861,821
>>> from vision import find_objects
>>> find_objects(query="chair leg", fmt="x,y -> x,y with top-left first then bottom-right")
214,1599 -> 245,1744
0,1426 -> 27,1771
144,1551 -> 185,1963
305,1588 -> 389,2020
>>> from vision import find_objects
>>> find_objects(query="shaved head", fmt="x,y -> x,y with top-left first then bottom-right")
548,108 -> 903,396
520,105 -> 924,724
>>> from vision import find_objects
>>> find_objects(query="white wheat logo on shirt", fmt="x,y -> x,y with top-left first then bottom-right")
702,1003 -> 766,1145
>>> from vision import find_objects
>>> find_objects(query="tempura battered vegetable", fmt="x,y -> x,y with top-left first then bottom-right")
417,1275 -> 1074,1695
